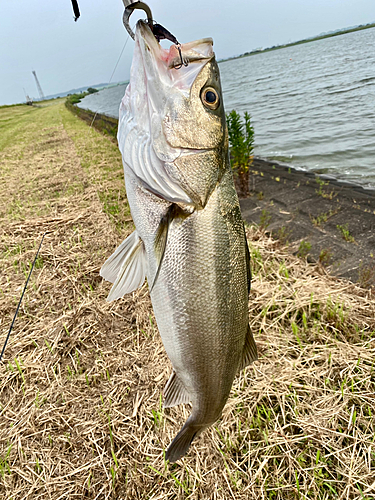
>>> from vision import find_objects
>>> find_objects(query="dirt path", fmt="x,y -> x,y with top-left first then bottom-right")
1,101 -> 375,499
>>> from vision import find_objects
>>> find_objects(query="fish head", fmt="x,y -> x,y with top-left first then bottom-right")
131,20 -> 227,158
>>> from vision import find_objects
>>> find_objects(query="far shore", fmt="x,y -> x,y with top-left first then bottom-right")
218,22 -> 375,63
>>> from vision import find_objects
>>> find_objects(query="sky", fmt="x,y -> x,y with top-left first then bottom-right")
1,0 -> 375,105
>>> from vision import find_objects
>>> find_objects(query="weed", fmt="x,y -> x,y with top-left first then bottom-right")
297,240 -> 311,258
0,444 -> 12,477
315,176 -> 328,195
315,176 -> 335,199
358,260 -> 375,289
337,223 -> 355,242
277,225 -> 291,245
260,209 -> 271,229
226,110 -> 254,197
319,248 -> 332,266
310,208 -> 339,227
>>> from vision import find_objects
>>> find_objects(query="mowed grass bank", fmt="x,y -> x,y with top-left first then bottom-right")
0,100 -> 375,499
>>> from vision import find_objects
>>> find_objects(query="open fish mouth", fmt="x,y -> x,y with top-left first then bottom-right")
137,20 -> 214,66
136,20 -> 214,90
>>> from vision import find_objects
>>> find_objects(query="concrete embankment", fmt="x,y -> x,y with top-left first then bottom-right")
241,159 -> 375,287
66,100 -> 118,139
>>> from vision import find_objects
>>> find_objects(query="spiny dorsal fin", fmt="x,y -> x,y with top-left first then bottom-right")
238,324 -> 258,372
163,370 -> 191,408
101,232 -> 147,302
151,205 -> 189,292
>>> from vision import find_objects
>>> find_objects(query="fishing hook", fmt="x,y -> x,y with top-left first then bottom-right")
122,0 -> 153,40
122,0 -> 188,69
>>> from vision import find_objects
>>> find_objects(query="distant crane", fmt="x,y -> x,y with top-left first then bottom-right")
32,70 -> 45,101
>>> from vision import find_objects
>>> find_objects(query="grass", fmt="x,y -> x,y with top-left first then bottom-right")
0,101 -> 375,499
297,240 -> 312,258
337,224 -> 356,243
311,208 -> 340,227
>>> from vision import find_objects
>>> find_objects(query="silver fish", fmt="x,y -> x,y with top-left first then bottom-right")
100,20 -> 257,462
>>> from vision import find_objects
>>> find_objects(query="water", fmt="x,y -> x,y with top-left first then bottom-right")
79,28 -> 375,188
78,84 -> 128,118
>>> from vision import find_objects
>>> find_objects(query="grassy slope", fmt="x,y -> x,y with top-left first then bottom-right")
0,101 -> 375,499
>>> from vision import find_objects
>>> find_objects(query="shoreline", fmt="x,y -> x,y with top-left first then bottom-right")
218,23 -> 375,63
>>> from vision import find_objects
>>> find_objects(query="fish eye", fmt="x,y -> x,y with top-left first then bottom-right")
201,87 -> 220,110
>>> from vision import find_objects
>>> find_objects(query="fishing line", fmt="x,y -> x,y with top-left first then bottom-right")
90,34 -> 132,129
0,232 -> 51,363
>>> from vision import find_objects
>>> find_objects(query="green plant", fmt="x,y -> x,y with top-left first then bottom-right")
259,209 -> 271,229
337,224 -> 355,243
358,261 -> 375,289
277,225 -> 291,245
226,110 -> 254,197
311,208 -> 339,227
315,176 -> 328,196
315,176 -> 335,199
319,248 -> 332,266
297,240 -> 311,258
65,92 -> 87,106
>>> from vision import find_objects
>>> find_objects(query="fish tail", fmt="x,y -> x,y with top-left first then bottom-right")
165,420 -> 205,463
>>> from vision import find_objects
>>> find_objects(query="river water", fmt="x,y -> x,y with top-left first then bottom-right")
79,27 -> 375,188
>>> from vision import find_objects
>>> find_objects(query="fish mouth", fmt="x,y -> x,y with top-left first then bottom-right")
137,20 -> 214,71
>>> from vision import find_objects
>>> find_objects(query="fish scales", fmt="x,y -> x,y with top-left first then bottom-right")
100,20 -> 257,462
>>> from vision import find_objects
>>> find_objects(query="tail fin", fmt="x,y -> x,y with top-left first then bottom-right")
166,422 -> 204,463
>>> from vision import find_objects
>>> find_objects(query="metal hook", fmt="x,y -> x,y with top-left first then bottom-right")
174,44 -> 189,70
122,1 -> 153,40
122,0 -> 189,70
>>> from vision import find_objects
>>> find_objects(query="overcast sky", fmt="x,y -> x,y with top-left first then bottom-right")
1,0 -> 375,105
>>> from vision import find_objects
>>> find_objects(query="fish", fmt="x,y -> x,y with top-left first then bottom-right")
100,20 -> 258,462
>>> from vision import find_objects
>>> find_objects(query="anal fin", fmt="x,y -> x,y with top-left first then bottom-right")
163,370 -> 191,408
238,324 -> 258,372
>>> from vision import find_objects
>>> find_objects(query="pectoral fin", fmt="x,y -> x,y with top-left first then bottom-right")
100,231 -> 147,301
163,370 -> 191,408
238,324 -> 258,371
151,204 -> 189,292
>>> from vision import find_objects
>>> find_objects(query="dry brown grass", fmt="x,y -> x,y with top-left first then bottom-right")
0,101 -> 375,499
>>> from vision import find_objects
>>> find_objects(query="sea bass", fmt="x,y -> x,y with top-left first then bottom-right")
100,20 -> 257,462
